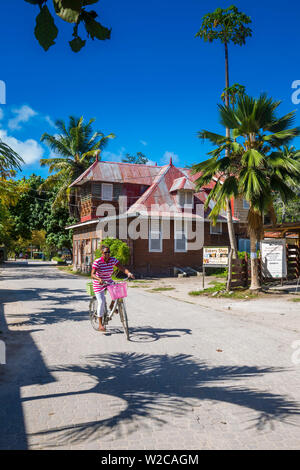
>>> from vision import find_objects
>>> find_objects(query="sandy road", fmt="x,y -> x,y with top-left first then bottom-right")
0,261 -> 300,449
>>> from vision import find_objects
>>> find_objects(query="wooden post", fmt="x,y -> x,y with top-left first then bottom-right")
244,252 -> 248,288
295,244 -> 298,279
202,264 -> 205,290
226,248 -> 233,291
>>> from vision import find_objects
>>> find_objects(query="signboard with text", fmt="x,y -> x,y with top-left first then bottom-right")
203,246 -> 229,267
261,239 -> 287,279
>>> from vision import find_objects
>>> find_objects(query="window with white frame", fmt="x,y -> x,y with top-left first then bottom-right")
243,199 -> 250,210
149,218 -> 162,252
178,191 -> 193,208
174,220 -> 187,252
102,183 -> 113,201
210,222 -> 222,234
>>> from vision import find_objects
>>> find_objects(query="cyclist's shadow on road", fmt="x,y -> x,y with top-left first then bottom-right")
104,326 -> 192,342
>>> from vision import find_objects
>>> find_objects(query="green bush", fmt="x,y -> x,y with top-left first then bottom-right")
205,267 -> 227,277
94,238 -> 130,266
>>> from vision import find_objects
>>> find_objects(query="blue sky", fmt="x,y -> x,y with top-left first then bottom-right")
1,0 -> 300,179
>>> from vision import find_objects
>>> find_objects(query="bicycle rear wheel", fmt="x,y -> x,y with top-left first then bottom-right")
89,297 -> 99,331
119,299 -> 129,341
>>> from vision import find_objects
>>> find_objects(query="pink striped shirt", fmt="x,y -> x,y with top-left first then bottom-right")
92,256 -> 119,293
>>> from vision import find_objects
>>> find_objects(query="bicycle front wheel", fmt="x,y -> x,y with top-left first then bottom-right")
119,299 -> 129,341
89,297 -> 99,331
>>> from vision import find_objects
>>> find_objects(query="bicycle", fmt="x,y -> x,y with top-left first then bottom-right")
87,279 -> 130,340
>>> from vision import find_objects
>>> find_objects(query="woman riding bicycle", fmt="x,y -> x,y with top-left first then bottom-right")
91,245 -> 134,331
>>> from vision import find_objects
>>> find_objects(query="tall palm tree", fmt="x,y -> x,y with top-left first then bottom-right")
196,6 -> 252,259
40,116 -> 115,210
192,93 -> 300,290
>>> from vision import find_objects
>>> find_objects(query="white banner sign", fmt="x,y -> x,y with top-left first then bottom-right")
261,239 -> 287,279
203,246 -> 229,266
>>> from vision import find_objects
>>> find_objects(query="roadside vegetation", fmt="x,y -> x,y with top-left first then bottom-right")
149,287 -> 175,292
189,284 -> 258,300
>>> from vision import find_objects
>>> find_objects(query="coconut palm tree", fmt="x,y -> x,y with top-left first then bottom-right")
0,139 -> 24,206
192,93 -> 300,290
196,6 -> 252,258
39,116 -> 115,210
0,140 -> 24,179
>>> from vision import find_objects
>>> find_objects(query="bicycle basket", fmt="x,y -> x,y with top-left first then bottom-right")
107,282 -> 127,300
86,281 -> 95,296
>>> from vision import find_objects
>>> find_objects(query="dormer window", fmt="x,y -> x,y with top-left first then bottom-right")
169,177 -> 195,208
178,190 -> 193,208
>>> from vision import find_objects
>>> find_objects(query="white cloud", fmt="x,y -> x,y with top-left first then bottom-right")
45,115 -> 56,128
162,151 -> 179,165
140,140 -> 147,146
0,129 -> 44,165
0,108 -> 4,120
8,105 -> 38,130
101,147 -> 127,162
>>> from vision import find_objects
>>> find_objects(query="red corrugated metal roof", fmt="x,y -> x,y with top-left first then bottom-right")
128,164 -> 191,215
169,176 -> 195,192
70,160 -> 162,187
69,160 -> 240,222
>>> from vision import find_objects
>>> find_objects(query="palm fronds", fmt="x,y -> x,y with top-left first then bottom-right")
40,116 -> 115,209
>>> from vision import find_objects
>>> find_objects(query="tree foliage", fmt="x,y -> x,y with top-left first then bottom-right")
6,174 -> 76,256
122,152 -> 148,164
25,0 -> 111,52
192,93 -> 300,289
94,237 -> 130,266
195,5 -> 252,46
40,116 -> 115,208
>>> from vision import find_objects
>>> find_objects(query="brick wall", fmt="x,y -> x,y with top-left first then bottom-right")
131,221 -> 232,275
72,219 -> 239,275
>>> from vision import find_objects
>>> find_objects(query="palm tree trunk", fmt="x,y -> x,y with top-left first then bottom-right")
226,199 -> 237,254
249,231 -> 261,290
226,199 -> 238,291
224,41 -> 229,107
224,41 -> 237,290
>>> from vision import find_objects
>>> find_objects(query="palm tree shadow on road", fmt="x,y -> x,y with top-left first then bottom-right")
25,352 -> 300,448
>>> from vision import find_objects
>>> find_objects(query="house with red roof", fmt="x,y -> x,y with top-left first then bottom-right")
66,157 -> 247,275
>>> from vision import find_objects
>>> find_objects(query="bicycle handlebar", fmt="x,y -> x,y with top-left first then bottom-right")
99,277 -> 131,286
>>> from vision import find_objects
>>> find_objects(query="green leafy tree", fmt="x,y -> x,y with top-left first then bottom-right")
122,152 -> 149,164
7,174 -> 76,257
192,93 -> 300,291
196,6 -> 252,261
44,206 -> 76,255
8,174 -> 48,240
40,116 -> 115,209
0,204 -> 14,248
25,0 -> 111,52
94,237 -> 130,267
